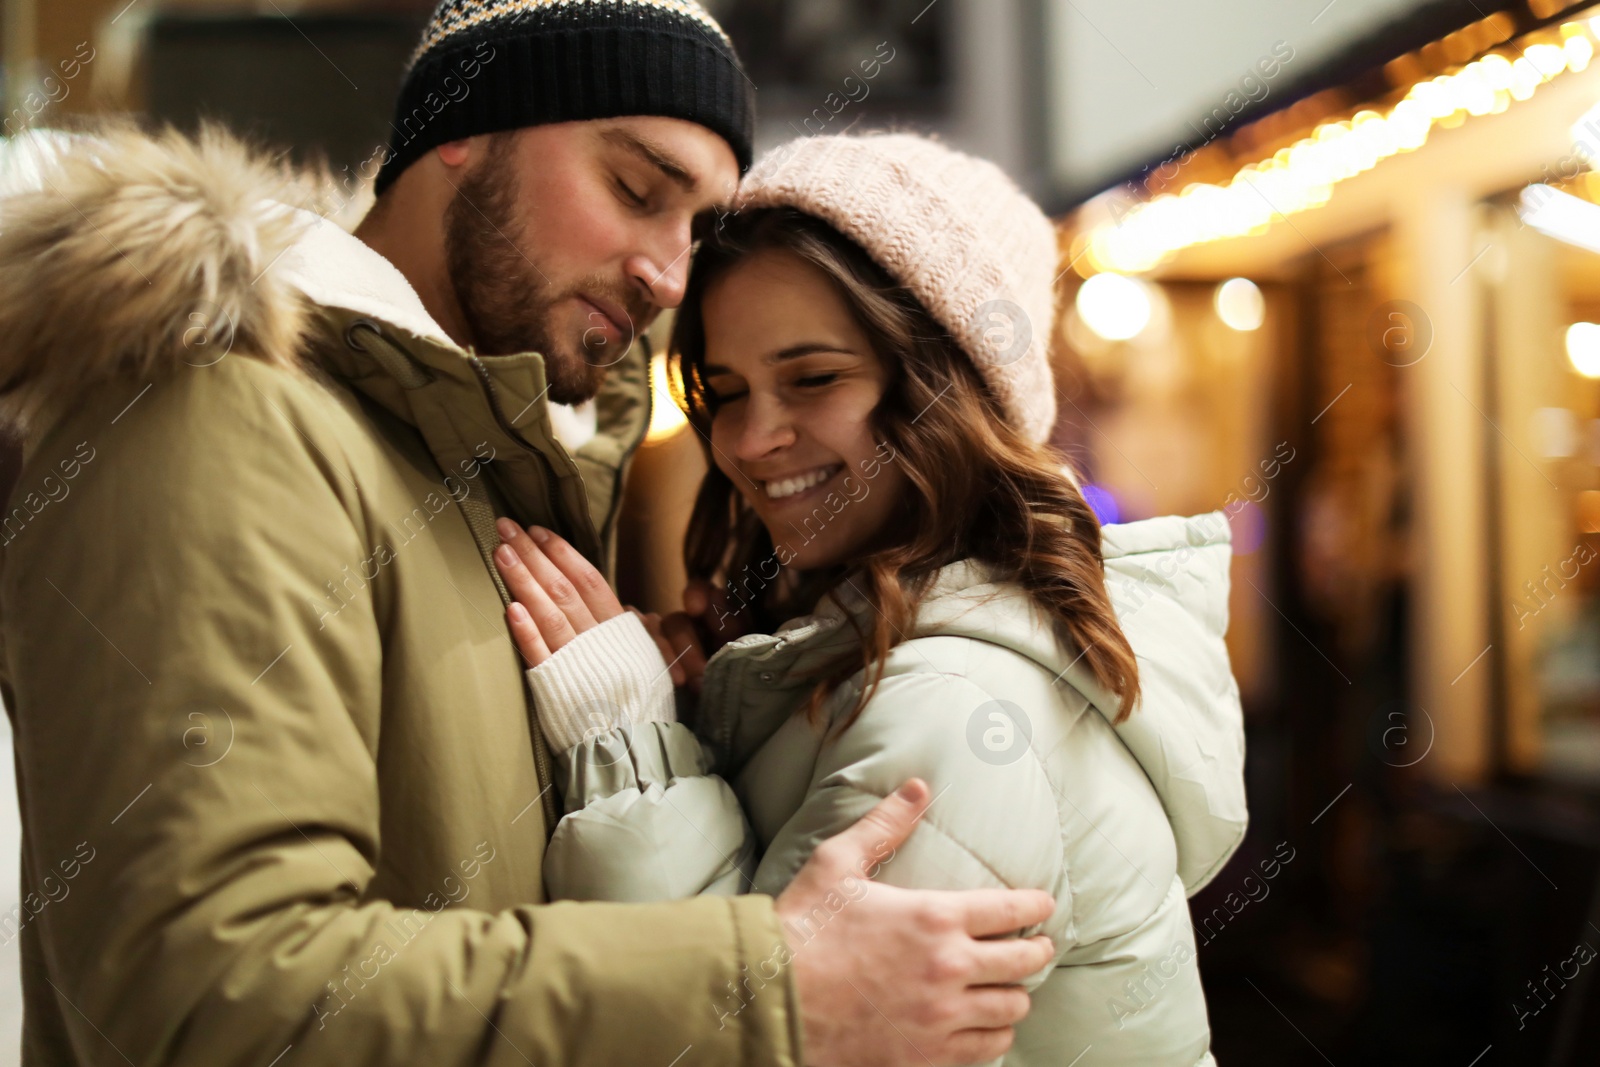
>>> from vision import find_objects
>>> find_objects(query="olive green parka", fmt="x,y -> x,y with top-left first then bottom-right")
0,126 -> 801,1066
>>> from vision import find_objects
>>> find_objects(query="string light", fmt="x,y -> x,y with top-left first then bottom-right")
1084,22 -> 1596,274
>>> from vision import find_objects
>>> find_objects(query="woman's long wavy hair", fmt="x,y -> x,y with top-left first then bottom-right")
669,208 -> 1139,728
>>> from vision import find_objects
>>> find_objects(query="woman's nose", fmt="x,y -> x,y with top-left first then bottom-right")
734,395 -> 796,461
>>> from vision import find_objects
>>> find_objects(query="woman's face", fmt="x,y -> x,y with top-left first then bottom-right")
701,247 -> 907,572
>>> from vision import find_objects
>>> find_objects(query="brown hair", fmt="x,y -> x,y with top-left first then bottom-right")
669,208 -> 1140,726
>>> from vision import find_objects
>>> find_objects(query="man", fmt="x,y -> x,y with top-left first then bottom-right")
0,1 -> 1054,1064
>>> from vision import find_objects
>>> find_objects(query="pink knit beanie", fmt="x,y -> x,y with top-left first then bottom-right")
735,133 -> 1060,443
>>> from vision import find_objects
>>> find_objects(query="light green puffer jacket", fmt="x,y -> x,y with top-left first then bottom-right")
538,512 -> 1248,1066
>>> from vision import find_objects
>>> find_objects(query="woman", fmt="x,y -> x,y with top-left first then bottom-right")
490,134 -> 1247,1065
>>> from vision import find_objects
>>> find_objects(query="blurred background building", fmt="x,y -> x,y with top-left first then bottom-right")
4,0 -> 1600,1062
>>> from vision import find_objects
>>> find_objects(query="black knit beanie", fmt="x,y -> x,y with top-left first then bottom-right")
373,0 -> 755,197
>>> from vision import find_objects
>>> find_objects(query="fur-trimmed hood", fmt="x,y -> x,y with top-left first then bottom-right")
0,121 -> 649,573
0,121 -> 603,449
0,123 -> 327,441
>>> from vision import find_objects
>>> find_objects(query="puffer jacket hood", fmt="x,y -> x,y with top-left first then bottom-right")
909,512 -> 1248,892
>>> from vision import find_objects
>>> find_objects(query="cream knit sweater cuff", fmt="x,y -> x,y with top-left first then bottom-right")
524,612 -> 677,752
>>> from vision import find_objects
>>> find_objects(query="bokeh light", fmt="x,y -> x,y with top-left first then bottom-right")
1226,501 -> 1268,555
1215,278 -> 1265,332
1080,482 -> 1121,525
1076,273 -> 1153,342
1566,322 -> 1600,379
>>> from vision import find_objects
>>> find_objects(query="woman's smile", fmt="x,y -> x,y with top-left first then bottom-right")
758,463 -> 846,503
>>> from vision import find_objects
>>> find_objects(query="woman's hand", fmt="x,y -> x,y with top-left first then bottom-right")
683,578 -> 754,651
639,577 -> 762,695
635,609 -> 705,692
635,578 -> 758,695
492,519 -> 698,685
493,519 -> 625,667
646,614 -> 710,697
495,519 -> 682,752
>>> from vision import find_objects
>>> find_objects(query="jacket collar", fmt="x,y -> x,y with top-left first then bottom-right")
277,209 -> 605,450
695,562 -> 1006,773
277,210 -> 651,574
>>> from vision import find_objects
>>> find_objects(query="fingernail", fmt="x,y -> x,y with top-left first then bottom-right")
530,525 -> 551,543
896,779 -> 928,803
496,518 -> 518,543
496,544 -> 517,566
509,602 -> 529,623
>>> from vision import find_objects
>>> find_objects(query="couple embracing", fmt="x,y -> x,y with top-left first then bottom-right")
0,1 -> 1245,1065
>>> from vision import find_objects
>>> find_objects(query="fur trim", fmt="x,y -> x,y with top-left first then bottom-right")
0,121 -> 332,441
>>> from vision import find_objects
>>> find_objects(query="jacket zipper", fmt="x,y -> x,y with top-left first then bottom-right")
469,356 -> 604,560
597,338 -> 655,563
466,354 -> 569,835
464,343 -> 653,822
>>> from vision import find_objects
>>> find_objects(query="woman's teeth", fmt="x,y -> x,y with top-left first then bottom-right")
763,465 -> 841,501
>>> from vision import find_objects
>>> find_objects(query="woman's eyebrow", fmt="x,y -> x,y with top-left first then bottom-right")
771,343 -> 857,362
703,344 -> 859,377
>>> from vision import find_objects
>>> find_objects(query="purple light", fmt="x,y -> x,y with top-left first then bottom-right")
1082,483 -> 1121,525
1227,501 -> 1267,554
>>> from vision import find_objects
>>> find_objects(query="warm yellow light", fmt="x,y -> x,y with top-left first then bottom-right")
1076,273 -> 1153,341
1567,34 -> 1594,72
1578,489 -> 1600,534
1478,52 -> 1514,89
1525,42 -> 1568,81
1459,67 -> 1496,115
1080,22 -> 1596,274
1215,278 -> 1265,331
1573,99 -> 1600,154
645,352 -> 688,440
1568,322 -> 1600,378
1411,79 -> 1452,118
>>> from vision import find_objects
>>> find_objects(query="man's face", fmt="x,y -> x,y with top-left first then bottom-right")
443,116 -> 739,404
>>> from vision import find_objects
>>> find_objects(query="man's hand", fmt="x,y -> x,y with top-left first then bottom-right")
777,780 -> 1056,1067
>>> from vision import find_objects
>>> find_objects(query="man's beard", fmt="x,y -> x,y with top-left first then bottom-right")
443,137 -> 643,406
